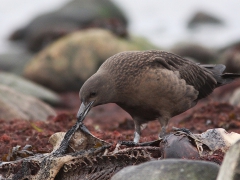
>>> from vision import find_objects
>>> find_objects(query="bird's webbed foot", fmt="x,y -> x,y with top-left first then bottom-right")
119,141 -> 137,147
118,131 -> 140,147
119,129 -> 161,147
118,139 -> 161,147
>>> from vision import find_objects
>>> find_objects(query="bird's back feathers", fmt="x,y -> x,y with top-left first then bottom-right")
101,50 -> 240,100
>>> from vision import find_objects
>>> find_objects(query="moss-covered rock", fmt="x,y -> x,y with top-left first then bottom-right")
23,28 -> 157,91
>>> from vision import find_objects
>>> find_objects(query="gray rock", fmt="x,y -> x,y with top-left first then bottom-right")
0,85 -> 56,120
220,45 -> 240,73
0,72 -> 61,105
229,88 -> 240,106
0,51 -> 33,74
112,159 -> 219,180
170,43 -> 217,64
9,0 -> 128,52
188,11 -> 223,29
217,140 -> 240,180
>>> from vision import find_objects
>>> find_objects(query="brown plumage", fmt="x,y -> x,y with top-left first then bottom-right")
78,50 -> 240,143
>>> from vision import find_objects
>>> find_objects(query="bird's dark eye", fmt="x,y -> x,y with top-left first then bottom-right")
89,92 -> 97,98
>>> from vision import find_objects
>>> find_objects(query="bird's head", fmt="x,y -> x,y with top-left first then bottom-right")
77,72 -> 116,120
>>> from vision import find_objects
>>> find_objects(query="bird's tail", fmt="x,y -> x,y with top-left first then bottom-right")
200,64 -> 240,87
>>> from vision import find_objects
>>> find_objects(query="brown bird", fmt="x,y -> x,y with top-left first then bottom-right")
77,50 -> 240,143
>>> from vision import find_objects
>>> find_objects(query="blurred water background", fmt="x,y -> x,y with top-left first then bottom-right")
1,0 -> 240,53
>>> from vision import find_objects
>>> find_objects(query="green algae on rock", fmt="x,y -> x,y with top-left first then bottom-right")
23,28 -> 157,91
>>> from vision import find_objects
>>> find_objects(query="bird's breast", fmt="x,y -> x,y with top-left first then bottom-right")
117,103 -> 161,123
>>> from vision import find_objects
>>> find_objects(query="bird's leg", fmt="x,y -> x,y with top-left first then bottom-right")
118,120 -> 141,146
119,121 -> 162,147
133,121 -> 141,143
158,117 -> 169,138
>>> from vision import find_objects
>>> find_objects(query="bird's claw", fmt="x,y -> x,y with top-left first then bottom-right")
118,139 -> 162,147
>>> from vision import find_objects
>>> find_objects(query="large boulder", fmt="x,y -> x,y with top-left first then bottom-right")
0,85 -> 56,121
220,44 -> 240,73
170,43 -> 217,64
112,159 -> 219,180
23,28 -> 157,91
0,72 -> 61,105
0,52 -> 32,75
9,0 -> 128,52
217,140 -> 240,180
187,11 -> 223,29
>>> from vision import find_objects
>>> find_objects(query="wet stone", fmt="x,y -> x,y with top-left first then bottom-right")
217,139 -> 240,180
112,159 -> 219,180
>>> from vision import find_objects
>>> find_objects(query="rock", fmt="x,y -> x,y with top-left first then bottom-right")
112,159 -> 219,180
0,52 -> 32,74
0,85 -> 56,121
170,43 -> 217,63
196,128 -> 240,153
0,72 -> 61,105
220,45 -> 240,73
23,28 -> 157,91
49,127 -> 110,153
159,128 -> 240,164
230,88 -> 240,106
217,140 -> 240,180
188,11 -> 223,29
9,0 -> 128,52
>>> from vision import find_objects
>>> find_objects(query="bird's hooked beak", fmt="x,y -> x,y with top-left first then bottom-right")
76,101 -> 94,121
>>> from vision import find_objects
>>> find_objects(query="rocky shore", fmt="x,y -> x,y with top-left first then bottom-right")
1,0 -> 240,179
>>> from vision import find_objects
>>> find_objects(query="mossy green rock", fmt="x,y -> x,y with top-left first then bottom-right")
23,28 -> 157,91
112,159 -> 219,180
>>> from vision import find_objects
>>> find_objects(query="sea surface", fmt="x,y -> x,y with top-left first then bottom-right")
1,0 -> 240,53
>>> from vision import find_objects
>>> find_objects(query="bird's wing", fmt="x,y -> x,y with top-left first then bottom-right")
149,51 -> 217,99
